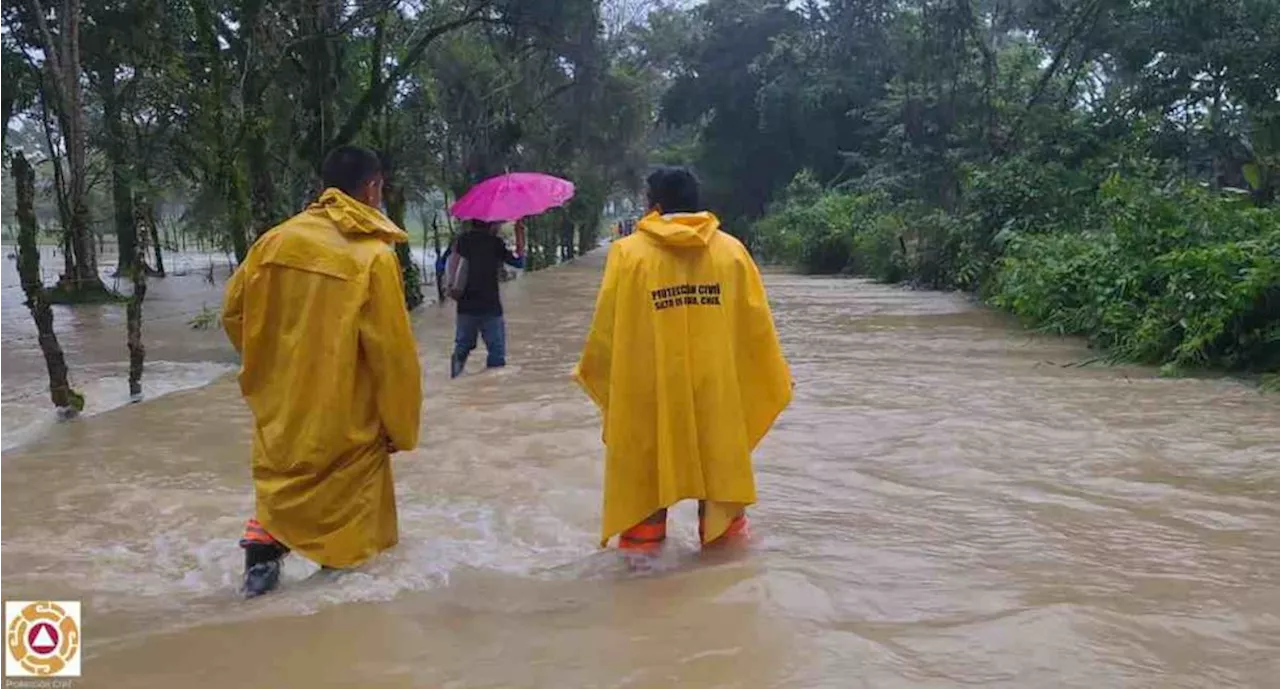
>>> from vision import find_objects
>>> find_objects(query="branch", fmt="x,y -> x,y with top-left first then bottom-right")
956,0 -> 998,149
34,71 -> 71,229
85,155 -> 110,190
1024,0 -> 1104,113
1010,0 -> 1106,143
238,35 -> 253,116
311,7 -> 491,164
165,125 -> 211,180
520,80 -> 575,119
26,0 -> 63,77
341,0 -> 402,36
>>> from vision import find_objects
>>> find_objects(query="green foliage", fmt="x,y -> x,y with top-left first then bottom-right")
992,181 -> 1280,372
961,158 -> 1094,237
756,167 -> 1280,373
188,304 -> 219,330
1262,373 -> 1280,393
851,210 -> 909,284
755,171 -> 867,274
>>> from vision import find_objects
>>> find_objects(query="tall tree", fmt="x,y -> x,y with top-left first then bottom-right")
11,150 -> 84,416
23,0 -> 110,297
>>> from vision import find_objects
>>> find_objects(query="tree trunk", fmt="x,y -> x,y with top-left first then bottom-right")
12,151 -> 83,416
137,167 -> 166,276
299,0 -> 342,171
384,180 -> 424,310
368,11 -> 421,310
37,80 -> 73,245
61,232 -> 74,281
243,2 -> 276,240
225,161 -> 251,263
30,0 -> 109,298
577,209 -> 601,257
419,211 -> 429,293
102,69 -> 139,276
36,80 -> 76,280
126,258 -> 147,400
61,0 -> 105,294
562,221 -> 575,262
431,214 -> 445,304
247,126 -> 277,239
148,209 -> 166,276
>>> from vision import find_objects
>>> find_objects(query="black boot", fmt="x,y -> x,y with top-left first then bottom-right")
242,542 -> 288,599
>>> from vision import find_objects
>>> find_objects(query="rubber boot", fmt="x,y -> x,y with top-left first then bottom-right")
242,542 -> 288,599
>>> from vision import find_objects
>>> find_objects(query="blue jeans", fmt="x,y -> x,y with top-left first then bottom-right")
452,314 -> 505,377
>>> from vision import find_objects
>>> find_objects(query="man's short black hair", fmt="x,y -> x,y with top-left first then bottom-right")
646,167 -> 701,214
321,145 -> 383,197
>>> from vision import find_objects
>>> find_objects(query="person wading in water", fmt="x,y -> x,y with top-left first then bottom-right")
450,220 -> 524,378
574,167 -> 793,558
222,145 -> 422,597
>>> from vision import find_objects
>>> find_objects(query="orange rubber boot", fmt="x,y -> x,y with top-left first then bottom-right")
700,512 -> 750,548
618,510 -> 668,554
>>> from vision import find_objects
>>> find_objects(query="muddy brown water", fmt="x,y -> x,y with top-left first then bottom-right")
3,248 -> 1278,688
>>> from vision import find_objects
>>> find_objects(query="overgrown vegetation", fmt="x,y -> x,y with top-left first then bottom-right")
994,179 -> 1279,372
5,0 -> 1278,413
759,168 -> 1279,372
657,0 -> 1280,375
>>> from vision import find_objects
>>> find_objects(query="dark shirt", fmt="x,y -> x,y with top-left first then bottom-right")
455,230 -> 524,316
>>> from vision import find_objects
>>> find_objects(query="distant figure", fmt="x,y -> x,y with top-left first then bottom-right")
222,145 -> 422,598
574,167 -> 792,556
450,220 -> 524,378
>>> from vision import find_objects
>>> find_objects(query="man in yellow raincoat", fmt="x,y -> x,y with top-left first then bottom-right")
222,146 -> 422,597
574,167 -> 792,555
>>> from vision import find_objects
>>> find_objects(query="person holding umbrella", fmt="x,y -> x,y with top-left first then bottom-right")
448,172 -> 574,378
449,220 -> 524,377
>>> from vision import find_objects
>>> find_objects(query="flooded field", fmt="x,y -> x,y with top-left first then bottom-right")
3,248 -> 1278,688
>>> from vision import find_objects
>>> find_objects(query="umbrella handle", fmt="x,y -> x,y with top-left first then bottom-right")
515,219 -> 526,257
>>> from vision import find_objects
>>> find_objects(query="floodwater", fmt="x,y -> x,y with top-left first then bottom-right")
2,248 -> 1278,688
1,247 -> 241,449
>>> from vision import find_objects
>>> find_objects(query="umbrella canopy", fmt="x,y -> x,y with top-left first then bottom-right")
449,172 -> 575,222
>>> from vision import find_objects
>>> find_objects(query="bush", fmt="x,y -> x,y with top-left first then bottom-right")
994,232 -> 1144,344
851,210 -> 908,283
961,156 -> 1094,237
1133,235 -> 1280,369
900,208 -> 982,291
753,166 -> 1280,374
754,171 -> 886,274
992,180 -> 1280,371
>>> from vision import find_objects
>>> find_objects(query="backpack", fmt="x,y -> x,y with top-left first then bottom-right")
443,243 -> 468,300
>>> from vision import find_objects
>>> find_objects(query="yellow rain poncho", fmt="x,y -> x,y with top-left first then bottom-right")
222,188 -> 422,568
574,211 -> 792,546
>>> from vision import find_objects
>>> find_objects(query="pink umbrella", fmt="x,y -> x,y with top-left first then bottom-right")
449,172 -> 575,222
